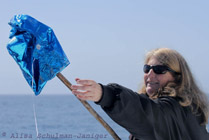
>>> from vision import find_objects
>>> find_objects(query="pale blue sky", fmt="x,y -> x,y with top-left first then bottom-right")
0,0 -> 208,96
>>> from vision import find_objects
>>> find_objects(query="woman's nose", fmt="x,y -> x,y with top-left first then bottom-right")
147,69 -> 156,78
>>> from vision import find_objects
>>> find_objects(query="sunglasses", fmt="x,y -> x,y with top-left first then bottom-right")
143,64 -> 181,75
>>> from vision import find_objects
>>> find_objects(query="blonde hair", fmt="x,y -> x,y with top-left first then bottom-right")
140,48 -> 209,124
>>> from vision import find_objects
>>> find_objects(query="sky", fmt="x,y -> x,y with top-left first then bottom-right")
0,0 -> 209,96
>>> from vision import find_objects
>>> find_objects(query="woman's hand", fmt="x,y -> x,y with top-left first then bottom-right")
71,78 -> 102,102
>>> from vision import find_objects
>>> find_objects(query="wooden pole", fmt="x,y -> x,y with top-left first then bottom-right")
56,73 -> 121,140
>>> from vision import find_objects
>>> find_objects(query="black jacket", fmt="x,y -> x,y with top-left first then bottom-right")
96,83 -> 209,140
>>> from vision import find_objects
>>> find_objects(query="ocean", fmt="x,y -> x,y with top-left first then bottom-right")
0,95 -> 208,140
0,95 -> 129,140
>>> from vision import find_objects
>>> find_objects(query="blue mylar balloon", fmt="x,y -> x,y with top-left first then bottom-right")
7,14 -> 70,95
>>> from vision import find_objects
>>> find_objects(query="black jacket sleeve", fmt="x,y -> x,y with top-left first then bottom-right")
96,83 -> 209,140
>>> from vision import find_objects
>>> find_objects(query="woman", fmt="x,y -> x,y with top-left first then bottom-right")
71,48 -> 209,140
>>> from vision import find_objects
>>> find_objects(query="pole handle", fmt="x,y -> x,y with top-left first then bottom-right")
56,73 -> 121,140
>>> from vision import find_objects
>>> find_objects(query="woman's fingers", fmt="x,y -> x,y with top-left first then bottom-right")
72,89 -> 100,102
76,79 -> 95,86
71,88 -> 88,95
76,95 -> 95,101
72,86 -> 101,101
71,84 -> 92,91
71,78 -> 102,102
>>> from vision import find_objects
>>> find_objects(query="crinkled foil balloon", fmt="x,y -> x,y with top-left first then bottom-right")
7,14 -> 70,95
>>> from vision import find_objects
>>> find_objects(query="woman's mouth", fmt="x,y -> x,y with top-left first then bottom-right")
146,81 -> 160,95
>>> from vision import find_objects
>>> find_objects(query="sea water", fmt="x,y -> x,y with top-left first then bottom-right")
0,95 -> 208,140
0,95 -> 129,140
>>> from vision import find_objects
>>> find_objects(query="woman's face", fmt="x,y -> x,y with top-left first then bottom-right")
144,57 -> 175,97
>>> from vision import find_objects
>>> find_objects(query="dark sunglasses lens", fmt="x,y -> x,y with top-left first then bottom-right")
143,65 -> 168,74
153,66 -> 167,74
143,65 -> 151,73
